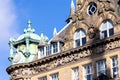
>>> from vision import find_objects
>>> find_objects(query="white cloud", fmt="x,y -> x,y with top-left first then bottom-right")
0,0 -> 19,79
0,0 -> 19,47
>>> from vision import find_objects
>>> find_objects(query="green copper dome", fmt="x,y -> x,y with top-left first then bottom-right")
8,20 -> 42,64
17,20 -> 40,41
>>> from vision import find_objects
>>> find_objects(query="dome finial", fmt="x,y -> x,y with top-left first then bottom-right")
24,19 -> 35,33
27,19 -> 32,28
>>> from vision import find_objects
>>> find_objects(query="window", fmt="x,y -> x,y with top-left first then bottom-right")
97,60 -> 106,76
111,56 -> 119,78
84,64 -> 92,80
74,29 -> 86,47
46,45 -> 52,56
51,73 -> 59,80
72,67 -> 79,80
38,47 -> 44,58
100,20 -> 114,39
53,43 -> 58,53
38,76 -> 47,80
87,2 -> 97,16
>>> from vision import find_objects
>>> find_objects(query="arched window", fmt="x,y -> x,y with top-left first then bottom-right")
74,29 -> 86,47
100,20 -> 114,39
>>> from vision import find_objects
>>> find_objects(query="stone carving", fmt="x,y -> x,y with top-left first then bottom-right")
87,26 -> 98,39
9,37 -> 120,79
77,0 -> 86,10
105,40 -> 120,50
98,0 -> 115,13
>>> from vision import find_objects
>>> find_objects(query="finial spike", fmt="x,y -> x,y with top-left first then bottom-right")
27,19 -> 32,28
40,32 -> 44,38
70,0 -> 75,17
53,27 -> 57,37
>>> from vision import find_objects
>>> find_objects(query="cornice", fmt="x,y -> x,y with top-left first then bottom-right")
7,35 -> 120,74
6,34 -> 120,79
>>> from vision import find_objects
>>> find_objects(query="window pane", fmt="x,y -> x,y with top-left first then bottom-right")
74,29 -> 86,47
97,60 -> 106,76
102,30 -> 107,38
100,20 -> 114,39
51,73 -> 58,80
46,45 -> 52,56
101,23 -> 107,30
111,56 -> 119,78
108,20 -> 113,29
84,64 -> 92,80
109,28 -> 114,36
81,30 -> 86,37
53,43 -> 58,53
82,37 -> 86,45
73,67 -> 79,80
87,75 -> 92,80
75,31 -> 80,39
75,39 -> 80,47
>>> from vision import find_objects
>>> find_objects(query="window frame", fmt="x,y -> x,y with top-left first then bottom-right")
87,2 -> 97,16
52,42 -> 58,53
72,67 -> 79,80
111,56 -> 119,78
96,60 -> 106,76
100,20 -> 114,39
74,29 -> 86,48
46,45 -> 52,56
50,73 -> 59,80
84,64 -> 92,80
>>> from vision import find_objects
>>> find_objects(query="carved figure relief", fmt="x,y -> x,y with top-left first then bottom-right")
87,26 -> 97,39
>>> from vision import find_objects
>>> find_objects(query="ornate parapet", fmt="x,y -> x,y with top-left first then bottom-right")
7,34 -> 120,80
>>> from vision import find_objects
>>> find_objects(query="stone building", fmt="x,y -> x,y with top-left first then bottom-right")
7,0 -> 120,80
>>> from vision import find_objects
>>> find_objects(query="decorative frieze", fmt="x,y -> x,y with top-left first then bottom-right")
8,35 -> 120,80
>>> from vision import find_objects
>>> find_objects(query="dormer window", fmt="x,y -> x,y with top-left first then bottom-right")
100,20 -> 114,39
74,29 -> 86,48
53,43 -> 58,53
38,41 -> 62,58
46,45 -> 52,56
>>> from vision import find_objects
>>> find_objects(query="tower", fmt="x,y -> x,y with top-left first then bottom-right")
9,20 -> 41,64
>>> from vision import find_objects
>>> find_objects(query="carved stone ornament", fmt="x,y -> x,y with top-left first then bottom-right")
77,0 -> 86,10
87,26 -> 97,39
98,0 -> 115,16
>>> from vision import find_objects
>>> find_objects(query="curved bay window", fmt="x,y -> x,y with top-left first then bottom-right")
74,29 -> 86,47
100,20 -> 114,39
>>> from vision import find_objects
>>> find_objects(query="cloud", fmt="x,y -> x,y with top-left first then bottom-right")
0,0 -> 19,79
0,0 -> 19,47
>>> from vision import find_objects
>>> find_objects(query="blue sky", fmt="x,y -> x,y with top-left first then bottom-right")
0,0 -> 76,79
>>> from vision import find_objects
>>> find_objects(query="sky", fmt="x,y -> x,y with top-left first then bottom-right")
0,0 -> 76,79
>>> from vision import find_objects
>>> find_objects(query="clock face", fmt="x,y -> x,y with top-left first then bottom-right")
87,2 -> 97,16
13,52 -> 21,63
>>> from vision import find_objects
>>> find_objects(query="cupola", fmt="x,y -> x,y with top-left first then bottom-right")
8,20 -> 40,64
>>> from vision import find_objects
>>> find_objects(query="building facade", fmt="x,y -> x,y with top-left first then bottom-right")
7,0 -> 120,80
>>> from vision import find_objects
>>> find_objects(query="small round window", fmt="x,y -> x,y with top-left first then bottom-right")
87,2 -> 97,16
